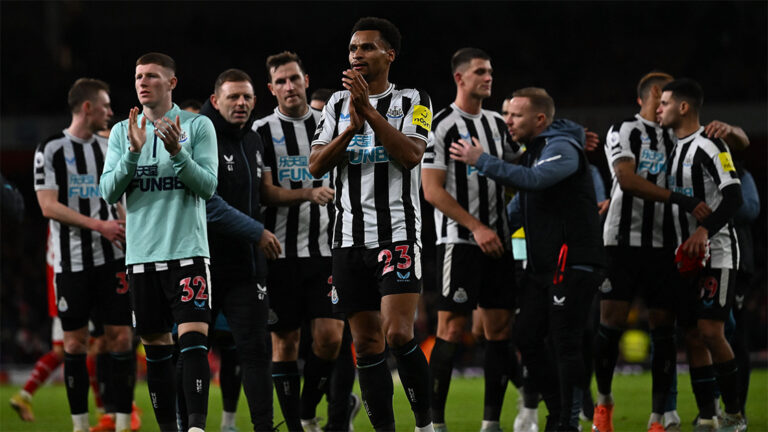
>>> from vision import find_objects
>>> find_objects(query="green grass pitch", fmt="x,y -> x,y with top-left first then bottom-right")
1,370 -> 766,431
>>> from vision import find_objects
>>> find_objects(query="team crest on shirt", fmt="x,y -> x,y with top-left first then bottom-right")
386,107 -> 404,119
58,297 -> 69,312
683,155 -> 694,168
223,154 -> 235,172
453,288 -> 468,304
641,134 -> 651,145
256,283 -> 267,301
178,130 -> 188,144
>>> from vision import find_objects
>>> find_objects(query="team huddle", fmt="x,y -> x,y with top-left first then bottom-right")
16,15 -> 753,432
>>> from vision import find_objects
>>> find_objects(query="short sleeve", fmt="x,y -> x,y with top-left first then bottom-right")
400,89 -> 431,143
33,142 -> 57,191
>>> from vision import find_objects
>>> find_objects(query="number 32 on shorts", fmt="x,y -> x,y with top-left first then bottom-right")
180,276 -> 208,302
378,245 -> 412,276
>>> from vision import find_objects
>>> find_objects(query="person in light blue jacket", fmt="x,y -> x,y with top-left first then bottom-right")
100,52 -> 217,432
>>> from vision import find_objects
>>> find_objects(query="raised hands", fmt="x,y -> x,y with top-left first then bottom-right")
128,107 -> 147,153
154,115 -> 182,156
342,69 -> 370,129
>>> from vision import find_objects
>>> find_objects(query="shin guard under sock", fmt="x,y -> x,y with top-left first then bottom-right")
178,332 -> 210,429
650,327 -> 676,414
144,344 -> 178,431
64,352 -> 89,415
273,361 -> 303,431
357,351 -> 395,431
690,365 -> 717,420
109,351 -> 135,414
393,339 -> 432,428
714,359 -> 740,415
484,340 -> 511,422
429,337 -> 458,424
301,350 -> 335,420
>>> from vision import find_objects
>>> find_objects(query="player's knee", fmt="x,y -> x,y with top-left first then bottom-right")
385,327 -> 413,349
63,338 -> 87,354
353,334 -> 385,357
313,333 -> 342,360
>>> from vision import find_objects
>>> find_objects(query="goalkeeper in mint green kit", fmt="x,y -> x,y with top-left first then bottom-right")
100,52 -> 218,432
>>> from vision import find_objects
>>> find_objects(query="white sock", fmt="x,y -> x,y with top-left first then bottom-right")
596,392 -> 613,405
648,412 -> 662,427
415,424 -> 435,432
72,413 -> 89,431
188,428 -> 205,432
663,410 -> 681,427
115,413 -> 131,431
481,420 -> 500,429
221,411 -> 236,427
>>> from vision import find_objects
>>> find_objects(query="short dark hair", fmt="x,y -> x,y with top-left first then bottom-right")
136,52 -> 176,74
662,78 -> 703,112
179,99 -> 202,111
310,88 -> 334,103
637,71 -> 674,100
512,87 -> 555,123
451,47 -> 491,73
68,78 -> 109,113
351,17 -> 401,55
265,51 -> 306,81
214,68 -> 253,93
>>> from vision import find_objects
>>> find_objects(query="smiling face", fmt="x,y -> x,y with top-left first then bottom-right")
135,63 -> 176,109
457,58 -> 493,100
348,30 -> 394,81
268,61 -> 309,116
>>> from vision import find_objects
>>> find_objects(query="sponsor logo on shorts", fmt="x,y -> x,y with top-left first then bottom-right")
267,308 -> 278,325
194,300 -> 206,309
396,271 -> 411,282
553,295 -> 566,306
453,287 -> 468,304
58,297 -> 68,312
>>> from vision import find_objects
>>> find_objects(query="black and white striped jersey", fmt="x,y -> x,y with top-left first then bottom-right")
668,126 -> 741,269
254,107 -> 332,258
312,83 -> 431,249
33,129 -> 124,273
423,104 -> 523,246
603,114 -> 677,248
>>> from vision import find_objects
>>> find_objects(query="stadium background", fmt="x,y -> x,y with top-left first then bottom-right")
0,0 -> 766,411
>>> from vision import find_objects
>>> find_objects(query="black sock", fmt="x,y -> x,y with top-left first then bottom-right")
273,361 -> 303,431
507,339 -> 523,389
714,359 -> 740,415
429,337 -> 458,424
301,350 -> 335,420
326,326 -> 356,430
690,365 -> 717,420
392,339 -> 432,428
174,345 -> 187,432
96,352 -> 113,413
110,351 -> 135,414
593,324 -> 622,397
218,344 -> 241,413
144,344 -> 178,431
64,352 -> 89,415
650,327 -> 676,414
484,340 -> 510,421
357,351 -> 395,431
179,332 -> 210,429
521,364 -> 540,409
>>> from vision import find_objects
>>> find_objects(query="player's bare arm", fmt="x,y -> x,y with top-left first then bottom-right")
422,167 -> 503,258
612,156 -> 712,221
260,174 -> 334,206
36,189 -> 126,248
343,69 -> 425,169
704,120 -> 749,151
